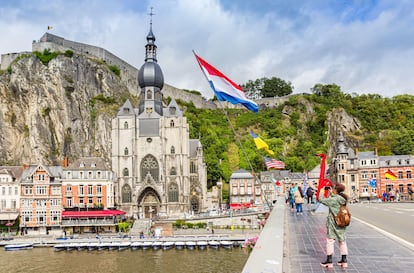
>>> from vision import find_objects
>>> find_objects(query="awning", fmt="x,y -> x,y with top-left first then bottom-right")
0,213 -> 19,221
230,203 -> 252,209
62,210 -> 126,218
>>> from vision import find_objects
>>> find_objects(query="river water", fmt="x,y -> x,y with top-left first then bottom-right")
1,247 -> 248,273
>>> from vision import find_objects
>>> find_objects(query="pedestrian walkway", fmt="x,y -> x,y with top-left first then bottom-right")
284,204 -> 414,273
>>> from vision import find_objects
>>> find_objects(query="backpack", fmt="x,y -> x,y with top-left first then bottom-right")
330,204 -> 351,227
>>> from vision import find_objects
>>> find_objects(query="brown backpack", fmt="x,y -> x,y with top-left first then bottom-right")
330,204 -> 351,227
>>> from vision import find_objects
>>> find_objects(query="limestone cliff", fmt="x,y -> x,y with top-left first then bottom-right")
0,53 -> 131,165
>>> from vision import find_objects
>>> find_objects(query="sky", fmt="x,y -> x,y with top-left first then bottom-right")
1,0 -> 413,99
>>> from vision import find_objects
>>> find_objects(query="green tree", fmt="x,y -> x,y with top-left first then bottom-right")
261,77 -> 293,97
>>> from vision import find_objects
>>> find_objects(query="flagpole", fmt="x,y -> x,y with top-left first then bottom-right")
193,50 -> 272,210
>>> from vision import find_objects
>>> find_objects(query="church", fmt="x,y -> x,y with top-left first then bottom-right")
111,22 -> 208,219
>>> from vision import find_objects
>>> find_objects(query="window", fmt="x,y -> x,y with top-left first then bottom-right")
66,198 -> 73,208
36,186 -> 47,195
88,171 -> 93,179
240,186 -> 245,195
88,185 -> 93,195
38,174 -> 45,181
11,200 -> 16,209
123,168 -> 129,176
339,174 -> 345,183
8,187 -> 12,195
0,200 -> 6,209
147,90 -> 152,99
171,146 -> 175,154
122,184 -> 132,203
360,160 -> 367,166
124,147 -> 129,156
370,159 -> 376,165
97,197 -> 102,205
97,185 -> 102,195
51,199 -> 60,207
247,186 -> 252,195
51,186 -> 61,195
140,155 -> 159,182
170,167 -> 176,175
22,211 -> 32,224
1,187 -> 4,195
168,183 -> 179,202
88,197 -> 93,205
361,171 -> 368,179
22,199 -> 31,207
170,120 -> 175,127
398,171 -> 403,179
51,211 -> 60,222
79,197 -> 84,205
36,199 -> 47,207
362,185 -> 368,193
407,171 -> 412,179
14,187 -> 18,195
124,121 -> 128,129
386,184 -> 393,192
79,185 -> 84,195
190,162 -> 197,173
370,171 -> 377,179
399,184 -> 404,193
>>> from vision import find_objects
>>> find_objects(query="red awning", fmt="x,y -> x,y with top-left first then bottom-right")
62,210 -> 126,218
230,203 -> 252,209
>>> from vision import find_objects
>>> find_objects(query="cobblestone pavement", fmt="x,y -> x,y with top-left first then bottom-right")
284,204 -> 414,273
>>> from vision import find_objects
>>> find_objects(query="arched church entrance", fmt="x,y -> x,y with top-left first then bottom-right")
137,187 -> 161,219
190,196 -> 200,213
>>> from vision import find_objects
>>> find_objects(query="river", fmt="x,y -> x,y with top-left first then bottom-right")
0,247 -> 249,273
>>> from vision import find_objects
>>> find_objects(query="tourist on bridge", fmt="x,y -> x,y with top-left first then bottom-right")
319,183 -> 349,269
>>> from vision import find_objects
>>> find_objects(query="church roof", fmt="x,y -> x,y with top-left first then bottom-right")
164,98 -> 183,117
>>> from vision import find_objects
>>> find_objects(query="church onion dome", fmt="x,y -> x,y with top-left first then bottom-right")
138,61 -> 164,89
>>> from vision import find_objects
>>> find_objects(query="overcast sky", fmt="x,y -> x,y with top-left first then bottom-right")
1,0 -> 413,99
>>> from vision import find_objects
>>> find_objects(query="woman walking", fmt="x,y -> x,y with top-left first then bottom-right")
319,183 -> 349,268
294,186 -> 304,215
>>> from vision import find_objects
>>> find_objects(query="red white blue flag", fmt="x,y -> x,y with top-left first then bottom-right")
263,157 -> 285,170
194,54 -> 259,113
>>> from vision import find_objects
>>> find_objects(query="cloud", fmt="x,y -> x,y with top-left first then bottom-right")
1,0 -> 413,98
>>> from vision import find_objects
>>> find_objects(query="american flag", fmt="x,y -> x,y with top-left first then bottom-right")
263,157 -> 285,170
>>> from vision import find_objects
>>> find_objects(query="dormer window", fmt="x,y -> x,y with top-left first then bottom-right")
123,107 -> 130,114
90,162 -> 96,168
170,107 -> 176,115
398,159 -> 402,165
146,107 -> 153,114
386,160 -> 390,166
80,162 -> 85,167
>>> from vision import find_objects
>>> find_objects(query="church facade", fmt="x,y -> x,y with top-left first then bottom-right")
111,24 -> 207,219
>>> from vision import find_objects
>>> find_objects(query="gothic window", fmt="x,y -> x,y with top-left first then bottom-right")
170,120 -> 174,127
124,147 -> 128,155
140,155 -> 159,182
124,121 -> 128,129
171,146 -> 175,154
123,107 -> 130,114
147,90 -> 152,99
168,183 -> 179,202
170,167 -> 176,175
122,184 -> 132,203
190,161 -> 197,173
123,168 -> 129,177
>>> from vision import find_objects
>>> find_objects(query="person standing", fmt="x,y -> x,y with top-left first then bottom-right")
306,185 -> 315,204
294,186 -> 305,215
319,183 -> 349,269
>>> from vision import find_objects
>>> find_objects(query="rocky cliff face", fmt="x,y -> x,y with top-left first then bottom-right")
0,54 -> 131,165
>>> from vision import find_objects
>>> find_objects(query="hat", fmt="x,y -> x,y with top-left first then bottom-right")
324,179 -> 333,188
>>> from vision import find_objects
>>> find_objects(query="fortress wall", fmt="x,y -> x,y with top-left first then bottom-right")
0,51 -> 31,70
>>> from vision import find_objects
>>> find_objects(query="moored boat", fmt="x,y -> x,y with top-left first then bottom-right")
208,240 -> 220,249
175,241 -> 186,250
141,241 -> 153,250
54,244 -> 66,251
130,241 -> 143,250
185,241 -> 196,250
118,242 -> 131,251
5,243 -> 34,251
87,242 -> 99,251
220,240 -> 233,249
197,241 -> 208,250
152,241 -> 162,250
162,241 -> 174,250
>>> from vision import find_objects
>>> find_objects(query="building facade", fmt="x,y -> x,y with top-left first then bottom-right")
229,169 -> 260,209
111,24 -> 207,219
19,164 -> 62,235
0,166 -> 22,225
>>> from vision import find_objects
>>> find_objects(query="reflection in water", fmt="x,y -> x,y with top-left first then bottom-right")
1,247 -> 248,273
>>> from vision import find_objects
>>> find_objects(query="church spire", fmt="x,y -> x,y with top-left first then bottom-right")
145,7 -> 157,63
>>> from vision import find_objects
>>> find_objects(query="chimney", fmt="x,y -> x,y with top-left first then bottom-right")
22,163 -> 30,169
355,148 -> 358,157
374,147 -> 378,156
